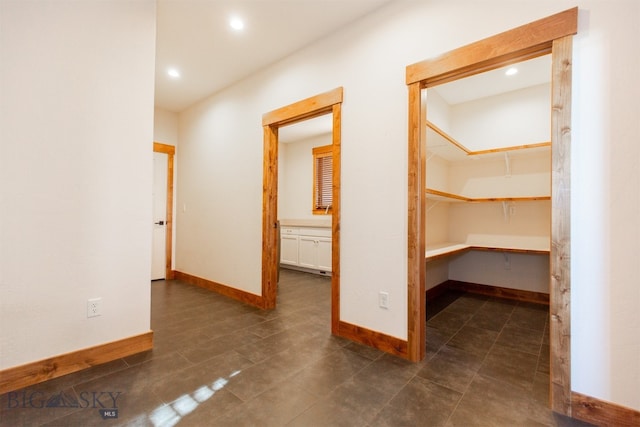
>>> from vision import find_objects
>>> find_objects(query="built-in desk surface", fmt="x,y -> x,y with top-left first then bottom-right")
426,242 -> 549,262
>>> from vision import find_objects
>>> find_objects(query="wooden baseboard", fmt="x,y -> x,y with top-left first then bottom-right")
571,391 -> 640,427
337,321 -> 408,359
0,331 -> 153,395
447,280 -> 549,305
174,270 -> 264,308
426,281 -> 450,302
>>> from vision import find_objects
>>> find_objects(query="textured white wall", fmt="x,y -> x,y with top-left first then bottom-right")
451,84 -> 551,150
175,0 -> 639,409
279,133 -> 332,221
154,107 -> 179,146
153,107 -> 179,270
426,89 -> 452,133
449,251 -> 550,293
570,1 -> 640,409
0,1 -> 156,369
448,201 -> 551,251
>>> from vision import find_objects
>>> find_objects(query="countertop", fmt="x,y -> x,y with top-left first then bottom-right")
279,218 -> 331,228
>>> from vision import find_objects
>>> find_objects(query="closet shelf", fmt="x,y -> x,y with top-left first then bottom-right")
426,188 -> 550,203
426,242 -> 549,262
426,120 -> 551,162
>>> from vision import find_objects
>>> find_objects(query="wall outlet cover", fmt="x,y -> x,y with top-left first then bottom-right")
87,298 -> 102,318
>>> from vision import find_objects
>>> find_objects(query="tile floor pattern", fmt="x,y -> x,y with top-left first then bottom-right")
0,270 -> 594,426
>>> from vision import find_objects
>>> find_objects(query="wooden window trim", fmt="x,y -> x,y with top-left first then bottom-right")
312,144 -> 333,214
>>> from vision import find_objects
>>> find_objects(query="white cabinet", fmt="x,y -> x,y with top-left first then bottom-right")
299,235 -> 332,271
280,228 -> 299,266
316,238 -> 332,271
280,226 -> 331,274
298,236 -> 318,269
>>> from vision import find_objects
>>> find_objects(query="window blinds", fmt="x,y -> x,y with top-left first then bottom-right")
313,146 -> 332,210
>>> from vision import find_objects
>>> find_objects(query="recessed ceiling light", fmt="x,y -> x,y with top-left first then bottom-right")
505,67 -> 518,76
167,68 -> 180,79
229,17 -> 244,31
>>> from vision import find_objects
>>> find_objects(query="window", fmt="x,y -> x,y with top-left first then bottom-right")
312,145 -> 332,214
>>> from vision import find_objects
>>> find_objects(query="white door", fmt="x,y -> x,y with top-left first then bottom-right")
151,152 -> 168,280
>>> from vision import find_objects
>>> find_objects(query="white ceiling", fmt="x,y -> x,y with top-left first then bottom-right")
279,114 -> 333,144
155,2 -> 552,143
154,0 -> 392,113
276,56 -> 553,144
433,55 -> 552,105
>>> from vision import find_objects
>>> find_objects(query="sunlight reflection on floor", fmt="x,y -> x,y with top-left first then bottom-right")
148,370 -> 241,427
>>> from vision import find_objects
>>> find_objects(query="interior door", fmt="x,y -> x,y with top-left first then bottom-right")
151,152 -> 168,280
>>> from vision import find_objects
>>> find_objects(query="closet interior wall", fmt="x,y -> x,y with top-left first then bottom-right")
425,60 -> 552,296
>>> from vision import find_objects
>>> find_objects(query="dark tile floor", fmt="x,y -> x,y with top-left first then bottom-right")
0,270 -> 594,426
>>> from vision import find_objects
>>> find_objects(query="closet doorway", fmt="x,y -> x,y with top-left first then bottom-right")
261,87 -> 342,334
424,55 -> 553,303
152,142 -> 175,281
405,8 -> 577,416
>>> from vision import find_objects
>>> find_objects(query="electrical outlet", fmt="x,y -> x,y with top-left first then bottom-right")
379,291 -> 389,309
87,298 -> 102,318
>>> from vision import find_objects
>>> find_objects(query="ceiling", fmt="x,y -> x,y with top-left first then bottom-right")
433,55 -> 552,105
154,0 -> 392,113
276,56 -> 553,144
154,2 -> 552,143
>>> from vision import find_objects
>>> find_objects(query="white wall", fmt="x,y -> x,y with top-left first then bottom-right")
449,252 -> 550,293
279,133 -> 332,221
448,151 -> 551,198
570,1 -> 640,409
449,201 -> 550,251
153,107 -> 178,270
425,258 -> 449,291
176,0 -> 639,410
426,89 -> 451,133
0,1 -> 156,369
154,107 -> 178,146
451,84 -> 551,150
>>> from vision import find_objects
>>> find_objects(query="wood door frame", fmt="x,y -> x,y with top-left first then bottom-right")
153,142 -> 175,280
261,87 -> 342,334
405,8 -> 577,416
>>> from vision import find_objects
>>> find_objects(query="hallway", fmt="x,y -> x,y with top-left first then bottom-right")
1,270 -> 592,426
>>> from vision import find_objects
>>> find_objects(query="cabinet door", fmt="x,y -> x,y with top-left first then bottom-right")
280,234 -> 299,265
298,236 -> 318,269
316,237 -> 332,272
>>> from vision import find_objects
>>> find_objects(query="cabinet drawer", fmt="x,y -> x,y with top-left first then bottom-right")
281,227 -> 299,235
298,227 -> 331,238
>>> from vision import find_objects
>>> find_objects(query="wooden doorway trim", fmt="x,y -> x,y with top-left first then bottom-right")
153,142 -> 175,280
261,87 -> 342,335
405,7 -> 577,416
